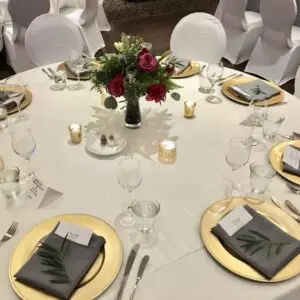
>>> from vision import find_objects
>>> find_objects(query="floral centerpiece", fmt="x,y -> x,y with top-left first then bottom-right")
91,34 -> 181,128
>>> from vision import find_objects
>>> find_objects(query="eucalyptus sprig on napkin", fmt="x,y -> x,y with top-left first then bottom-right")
38,233 -> 71,284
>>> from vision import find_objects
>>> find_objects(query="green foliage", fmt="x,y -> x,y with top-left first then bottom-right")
91,34 -> 181,100
237,230 -> 289,259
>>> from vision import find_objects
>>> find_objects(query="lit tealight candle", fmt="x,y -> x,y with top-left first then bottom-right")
68,124 -> 82,144
158,140 -> 176,164
184,101 -> 196,118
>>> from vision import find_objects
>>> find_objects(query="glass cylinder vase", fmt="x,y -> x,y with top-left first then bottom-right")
125,97 -> 141,129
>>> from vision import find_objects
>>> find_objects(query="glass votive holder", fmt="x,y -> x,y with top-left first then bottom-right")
158,140 -> 176,164
68,124 -> 82,144
50,70 -> 67,91
184,101 -> 196,118
263,112 -> 285,140
0,166 -> 20,199
250,162 -> 276,194
130,199 -> 160,248
0,107 -> 8,130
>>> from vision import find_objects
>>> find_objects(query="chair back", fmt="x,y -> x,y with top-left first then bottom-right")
8,0 -> 50,28
170,12 -> 226,63
246,0 -> 260,12
25,14 -> 83,66
221,0 -> 248,29
79,0 -> 98,26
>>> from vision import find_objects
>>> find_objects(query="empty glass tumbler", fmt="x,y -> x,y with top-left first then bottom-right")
131,199 -> 160,248
250,162 -> 276,194
0,166 -> 20,198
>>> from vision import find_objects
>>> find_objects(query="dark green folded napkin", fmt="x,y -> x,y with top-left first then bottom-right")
228,79 -> 280,102
282,145 -> 300,177
212,205 -> 300,279
15,223 -> 105,300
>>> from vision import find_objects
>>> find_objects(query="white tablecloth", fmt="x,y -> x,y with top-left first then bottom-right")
1,63 -> 300,299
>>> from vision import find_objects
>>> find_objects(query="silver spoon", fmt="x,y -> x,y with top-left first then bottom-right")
270,196 -> 300,222
287,182 -> 300,195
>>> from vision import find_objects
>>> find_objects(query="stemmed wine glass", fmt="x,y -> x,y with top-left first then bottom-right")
225,137 -> 251,194
68,50 -> 84,91
5,76 -> 26,122
115,157 -> 142,232
205,62 -> 224,104
11,127 -> 36,179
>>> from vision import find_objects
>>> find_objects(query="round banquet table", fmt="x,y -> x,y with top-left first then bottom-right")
1,63 -> 300,300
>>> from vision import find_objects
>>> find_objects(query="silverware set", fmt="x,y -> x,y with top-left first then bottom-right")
116,244 -> 150,300
282,132 -> 300,140
217,73 -> 243,86
41,68 -> 62,83
271,197 -> 300,222
0,221 -> 18,247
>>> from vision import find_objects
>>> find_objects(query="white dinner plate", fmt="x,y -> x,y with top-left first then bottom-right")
85,130 -> 127,156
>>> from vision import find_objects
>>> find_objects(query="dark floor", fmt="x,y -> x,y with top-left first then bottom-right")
0,12 -> 295,94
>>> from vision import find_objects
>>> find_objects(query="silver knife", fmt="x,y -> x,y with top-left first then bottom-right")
285,200 -> 300,216
129,255 -> 150,300
116,244 -> 140,300
271,197 -> 300,222
218,73 -> 242,86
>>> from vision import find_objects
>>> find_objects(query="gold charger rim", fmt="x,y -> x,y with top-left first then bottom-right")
58,63 -> 91,81
269,140 -> 300,185
1,85 -> 33,115
9,213 -> 123,300
200,197 -> 300,282
172,61 -> 200,79
221,76 -> 284,107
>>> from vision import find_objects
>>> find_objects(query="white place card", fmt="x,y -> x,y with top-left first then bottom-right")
55,221 -> 92,246
26,177 -> 63,208
282,146 -> 300,170
219,206 -> 253,236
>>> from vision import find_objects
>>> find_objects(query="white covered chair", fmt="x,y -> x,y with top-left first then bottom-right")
170,12 -> 226,64
245,0 -> 300,85
25,14 -> 83,66
215,0 -> 263,64
294,64 -> 300,98
3,0 -> 51,72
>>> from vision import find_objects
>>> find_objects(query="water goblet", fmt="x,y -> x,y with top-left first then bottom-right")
68,50 -> 84,91
11,127 -> 36,179
130,199 -> 160,248
115,157 -> 142,232
205,61 -> 224,104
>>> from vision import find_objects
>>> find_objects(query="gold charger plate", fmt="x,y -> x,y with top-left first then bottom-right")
200,197 -> 300,282
1,85 -> 32,115
221,76 -> 284,106
9,214 -> 123,299
172,61 -> 200,79
58,63 -> 91,81
269,140 -> 300,185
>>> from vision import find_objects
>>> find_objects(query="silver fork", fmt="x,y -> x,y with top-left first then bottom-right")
0,221 -> 18,246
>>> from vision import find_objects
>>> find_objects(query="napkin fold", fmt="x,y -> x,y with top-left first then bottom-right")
173,57 -> 190,75
64,60 -> 92,76
15,223 -> 105,300
282,145 -> 300,177
212,205 -> 300,279
0,91 -> 18,110
228,79 -> 280,102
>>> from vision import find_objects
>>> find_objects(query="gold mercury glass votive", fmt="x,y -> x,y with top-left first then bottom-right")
158,140 -> 176,164
184,101 -> 196,118
68,124 -> 82,144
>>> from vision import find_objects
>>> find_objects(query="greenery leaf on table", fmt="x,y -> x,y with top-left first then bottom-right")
237,230 -> 289,259
38,233 -> 71,284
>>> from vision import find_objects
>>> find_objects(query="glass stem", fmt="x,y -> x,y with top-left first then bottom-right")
127,190 -> 134,210
77,72 -> 80,85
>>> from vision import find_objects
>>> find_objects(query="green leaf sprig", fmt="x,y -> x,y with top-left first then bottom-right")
38,233 -> 71,284
237,230 -> 289,259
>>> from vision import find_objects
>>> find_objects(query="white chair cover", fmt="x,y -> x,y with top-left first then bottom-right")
245,0 -> 300,84
170,12 -> 226,64
294,65 -> 300,99
60,0 -> 105,55
215,0 -> 263,64
25,14 -> 83,66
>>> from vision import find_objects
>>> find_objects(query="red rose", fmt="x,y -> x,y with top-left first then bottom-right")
146,84 -> 166,103
107,73 -> 124,97
137,48 -> 158,72
165,65 -> 175,75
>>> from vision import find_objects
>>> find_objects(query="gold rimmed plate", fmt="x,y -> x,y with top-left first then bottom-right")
172,61 -> 200,79
200,197 -> 300,282
1,85 -> 32,115
58,63 -> 92,81
269,140 -> 300,185
221,76 -> 284,106
9,214 -> 123,299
